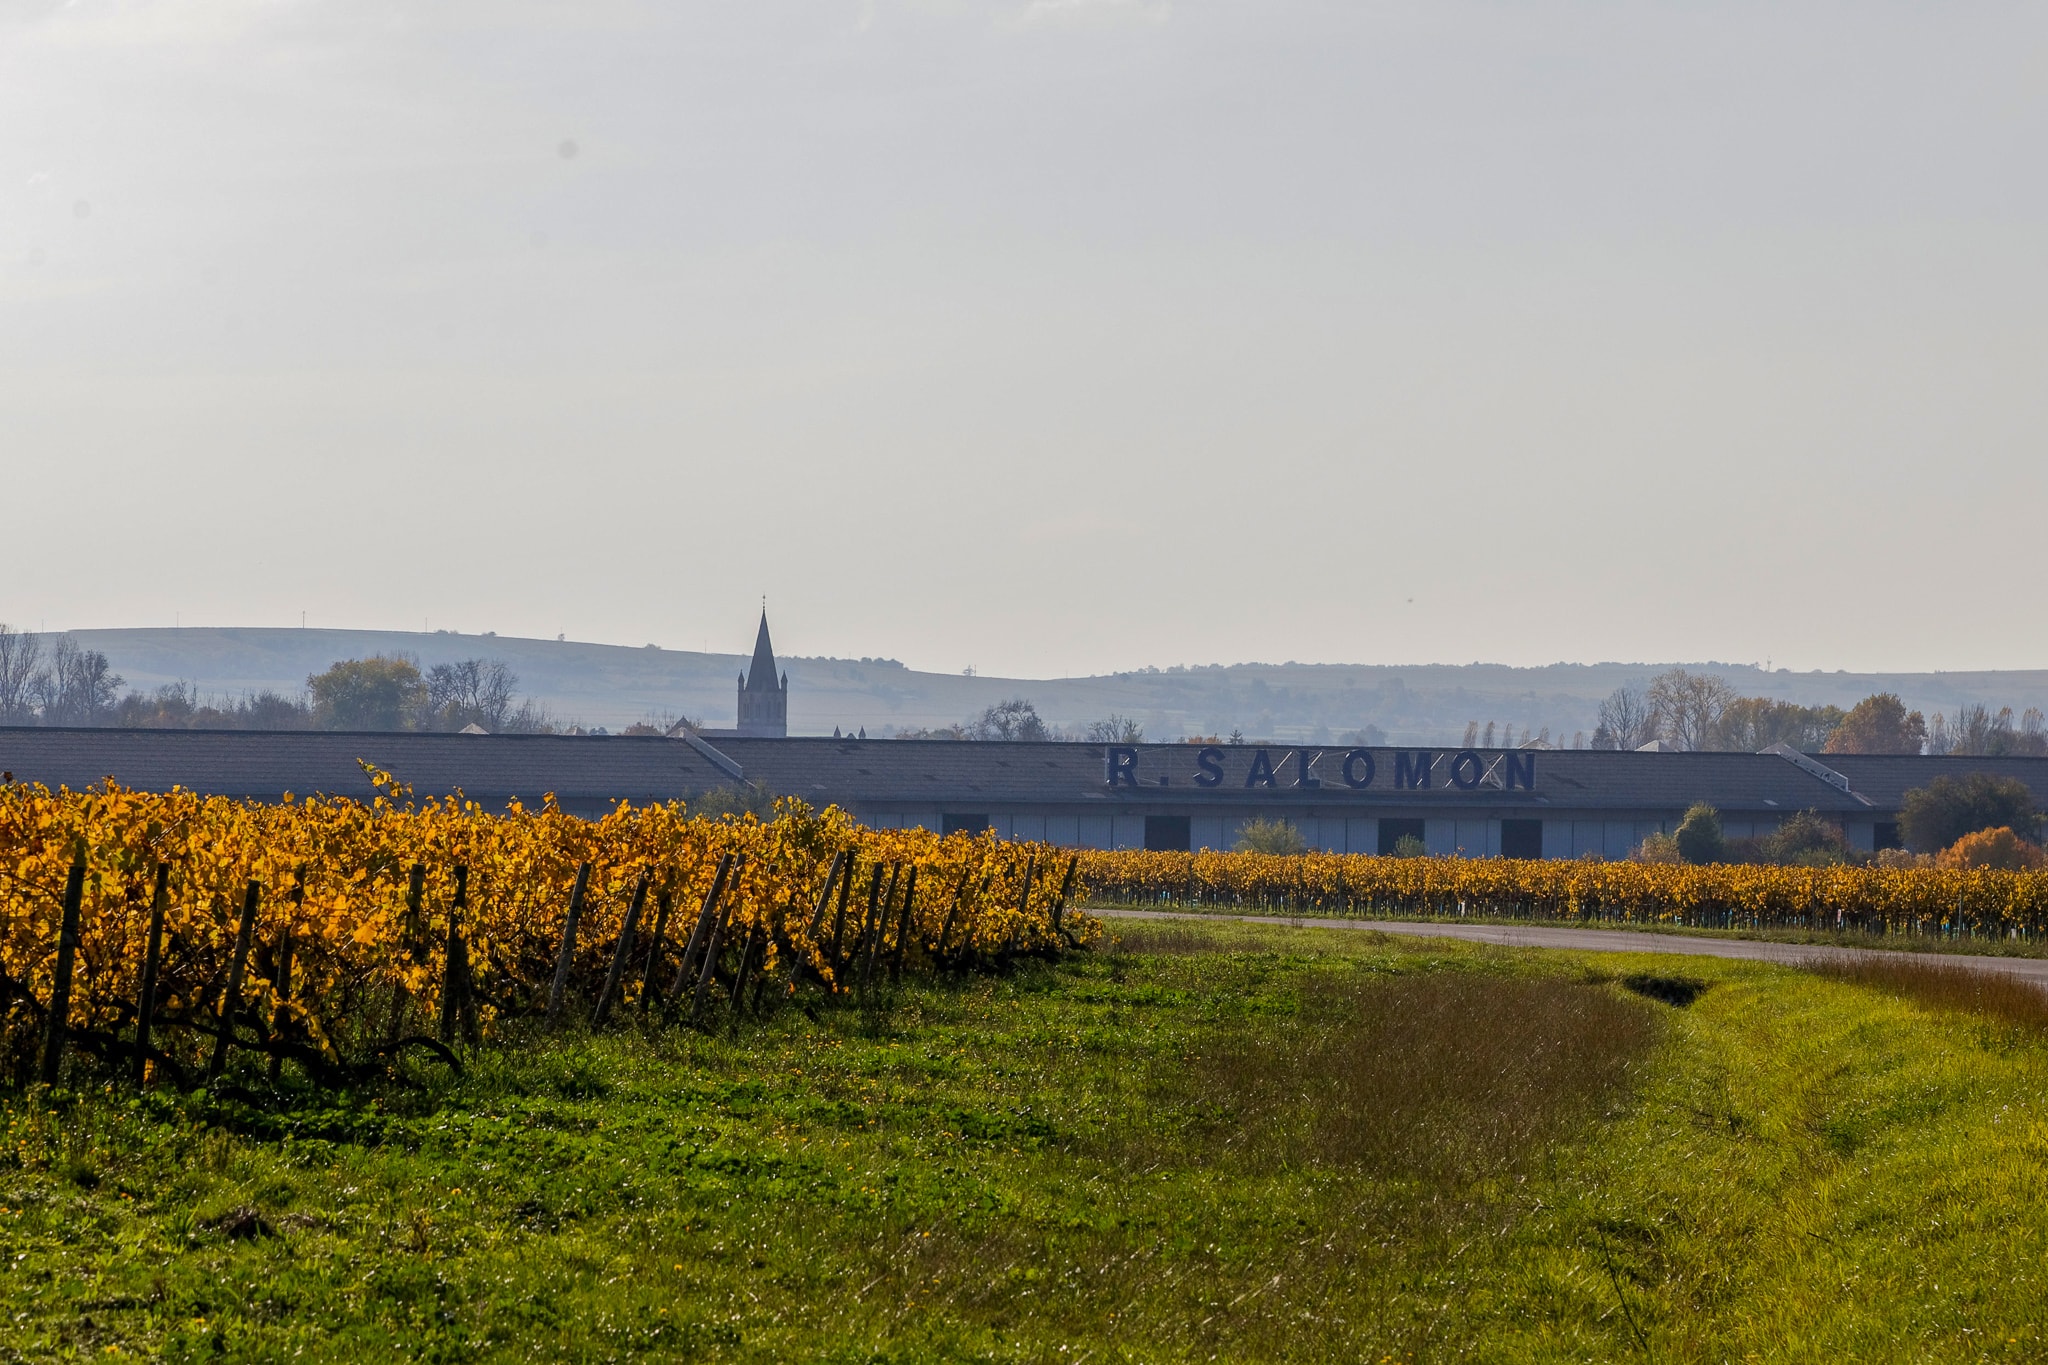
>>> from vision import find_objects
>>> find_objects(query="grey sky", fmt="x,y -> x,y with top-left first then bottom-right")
4,1 -> 2043,677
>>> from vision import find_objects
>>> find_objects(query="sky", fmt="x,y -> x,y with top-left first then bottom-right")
3,0 -> 2044,679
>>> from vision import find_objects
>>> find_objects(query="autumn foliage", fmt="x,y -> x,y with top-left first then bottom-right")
0,775 -> 1091,1087
1938,828 -> 2046,872
1077,847 -> 2048,937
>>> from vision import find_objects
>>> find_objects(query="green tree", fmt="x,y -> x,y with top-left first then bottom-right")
308,656 -> 428,731
1824,693 -> 1928,755
1898,774 -> 2042,853
1673,803 -> 1725,864
965,699 -> 1048,742
1235,818 -> 1308,855
1713,697 -> 1845,752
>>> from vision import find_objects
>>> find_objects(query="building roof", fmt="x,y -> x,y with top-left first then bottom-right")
699,738 -> 1899,814
0,727 -> 728,816
1813,754 -> 2048,810
8,727 -> 2048,819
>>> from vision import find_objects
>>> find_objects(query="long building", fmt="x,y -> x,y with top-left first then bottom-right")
5,726 -> 2046,856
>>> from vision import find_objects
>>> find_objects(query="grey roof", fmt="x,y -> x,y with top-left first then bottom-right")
1813,755 -> 2048,811
0,727 -> 727,817
706,738 -> 1883,814
8,727 -> 2043,819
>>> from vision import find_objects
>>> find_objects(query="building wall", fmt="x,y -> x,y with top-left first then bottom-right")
854,805 -> 1858,860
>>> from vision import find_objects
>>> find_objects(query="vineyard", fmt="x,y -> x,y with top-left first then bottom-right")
1076,848 -> 2048,939
0,775 -> 1091,1092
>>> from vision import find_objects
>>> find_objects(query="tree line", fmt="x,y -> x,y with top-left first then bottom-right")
0,627 -> 555,734
1583,668 -> 2047,756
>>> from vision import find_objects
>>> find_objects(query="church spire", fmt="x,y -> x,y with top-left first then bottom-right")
744,608 -> 778,692
735,605 -> 789,737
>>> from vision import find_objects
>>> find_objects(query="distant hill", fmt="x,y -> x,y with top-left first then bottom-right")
65,627 -> 2048,746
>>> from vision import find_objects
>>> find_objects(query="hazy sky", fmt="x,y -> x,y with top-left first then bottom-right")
5,1 -> 2044,678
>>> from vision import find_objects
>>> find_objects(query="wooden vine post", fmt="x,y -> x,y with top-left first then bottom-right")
132,862 -> 170,1087
269,871 -> 304,1083
669,853 -> 734,1006
888,865 -> 918,982
688,872 -> 738,1026
861,864 -> 899,995
545,862 -> 593,1027
38,851 -> 88,1087
636,879 -> 676,1018
205,880 -> 263,1085
592,870 -> 650,1027
439,865 -> 470,1045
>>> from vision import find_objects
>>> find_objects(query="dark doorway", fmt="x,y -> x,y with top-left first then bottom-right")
1377,818 -> 1426,855
1873,821 -> 1903,852
1500,818 -> 1544,860
942,814 -> 991,837
1144,815 -> 1192,852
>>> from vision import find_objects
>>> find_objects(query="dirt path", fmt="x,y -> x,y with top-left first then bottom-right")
1092,907 -> 2048,988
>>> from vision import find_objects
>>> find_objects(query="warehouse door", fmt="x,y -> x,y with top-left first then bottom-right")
1499,819 -> 1543,859
1144,816 -> 1192,851
942,814 -> 991,837
1377,818 -> 1426,855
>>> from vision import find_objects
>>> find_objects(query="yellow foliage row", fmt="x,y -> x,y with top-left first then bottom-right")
1076,849 -> 2048,934
0,777 -> 1092,1076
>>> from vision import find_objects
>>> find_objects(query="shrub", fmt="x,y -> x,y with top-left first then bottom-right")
1674,803 -> 1725,864
1754,810 -> 1850,867
1235,818 -> 1308,856
1633,832 -> 1681,863
1938,827 -> 2046,871
1899,774 -> 2042,853
1391,834 -> 1427,859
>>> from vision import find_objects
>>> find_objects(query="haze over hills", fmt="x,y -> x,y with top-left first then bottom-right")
63,628 -> 2048,747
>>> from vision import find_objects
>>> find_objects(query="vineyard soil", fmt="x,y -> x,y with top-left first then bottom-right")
4,923 -> 2047,1361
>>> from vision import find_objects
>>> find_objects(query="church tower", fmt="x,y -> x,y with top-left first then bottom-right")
735,609 -> 789,737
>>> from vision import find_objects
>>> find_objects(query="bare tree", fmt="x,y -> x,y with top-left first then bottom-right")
1086,714 -> 1144,743
426,659 -> 519,732
1592,685 -> 1657,750
0,625 -> 44,725
1645,669 -> 1735,752
33,635 -> 123,726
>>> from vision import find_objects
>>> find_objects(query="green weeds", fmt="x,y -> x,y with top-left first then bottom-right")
0,921 -> 2044,1360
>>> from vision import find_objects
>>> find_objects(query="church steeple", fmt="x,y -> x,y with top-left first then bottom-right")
735,605 -> 789,737
744,609 -> 779,692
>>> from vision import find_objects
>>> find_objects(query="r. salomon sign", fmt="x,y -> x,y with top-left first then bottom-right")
1103,746 -> 1536,793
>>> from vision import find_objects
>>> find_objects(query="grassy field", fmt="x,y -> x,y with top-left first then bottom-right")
1089,900 -> 2048,959
5,921 -> 2048,1361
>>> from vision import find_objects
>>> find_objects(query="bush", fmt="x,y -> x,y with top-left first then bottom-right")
1235,818 -> 1309,856
1673,803 -> 1725,864
1392,834 -> 1427,859
1937,827 -> 2046,871
1899,774 -> 2042,853
1633,832 -> 1681,863
1753,810 -> 1850,867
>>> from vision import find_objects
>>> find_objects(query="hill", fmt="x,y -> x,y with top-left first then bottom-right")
64,627 -> 2048,744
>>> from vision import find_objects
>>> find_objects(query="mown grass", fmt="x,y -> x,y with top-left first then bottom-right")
2,921 -> 2047,1361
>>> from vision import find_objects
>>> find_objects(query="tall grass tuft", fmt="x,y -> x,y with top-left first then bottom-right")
1165,972 -> 1658,1182
1806,953 -> 2048,1032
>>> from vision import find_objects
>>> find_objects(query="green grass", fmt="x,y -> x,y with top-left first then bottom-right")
1091,898 -> 2048,958
5,920 -> 2048,1361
